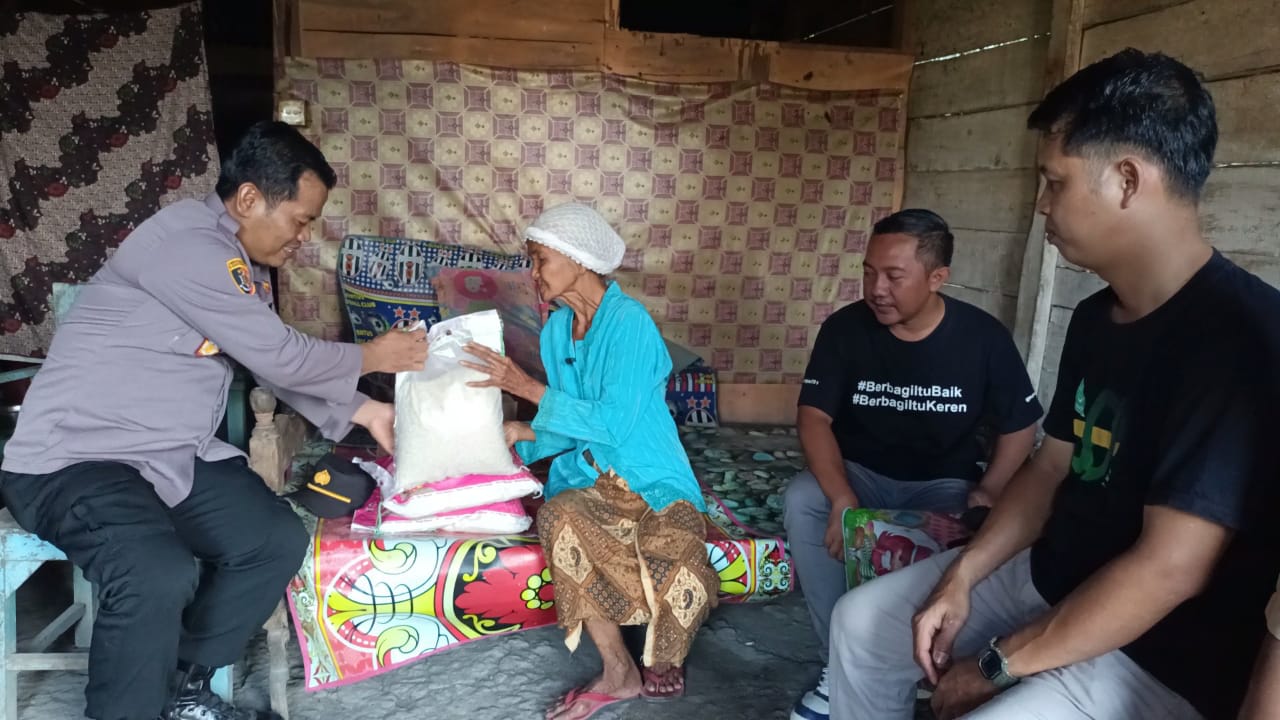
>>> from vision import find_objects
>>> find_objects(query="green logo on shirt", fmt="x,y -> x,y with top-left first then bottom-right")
1070,380 -> 1125,485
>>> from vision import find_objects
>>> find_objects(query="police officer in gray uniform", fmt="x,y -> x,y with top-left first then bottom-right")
0,121 -> 427,720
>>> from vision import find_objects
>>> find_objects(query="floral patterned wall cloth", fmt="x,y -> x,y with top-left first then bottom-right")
280,58 -> 905,383
0,5 -> 219,356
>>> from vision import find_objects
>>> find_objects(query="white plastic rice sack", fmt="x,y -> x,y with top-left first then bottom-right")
353,457 -> 542,519
391,310 -> 519,493
378,505 -> 534,536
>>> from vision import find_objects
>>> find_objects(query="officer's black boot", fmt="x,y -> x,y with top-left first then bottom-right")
163,662 -> 282,720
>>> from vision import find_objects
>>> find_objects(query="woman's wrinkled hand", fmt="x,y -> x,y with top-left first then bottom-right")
503,421 -> 535,447
460,342 -> 546,404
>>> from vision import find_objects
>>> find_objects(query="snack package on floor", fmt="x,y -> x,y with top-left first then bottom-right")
392,309 -> 519,493
842,508 -> 971,591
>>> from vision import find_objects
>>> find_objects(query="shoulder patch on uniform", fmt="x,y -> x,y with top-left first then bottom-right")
226,258 -> 254,294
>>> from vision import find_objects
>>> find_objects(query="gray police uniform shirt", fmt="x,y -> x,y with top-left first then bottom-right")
2,193 -> 368,506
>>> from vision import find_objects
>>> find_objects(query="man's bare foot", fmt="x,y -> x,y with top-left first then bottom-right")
546,665 -> 643,720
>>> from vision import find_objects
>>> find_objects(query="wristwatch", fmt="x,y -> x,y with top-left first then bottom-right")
977,636 -> 1020,690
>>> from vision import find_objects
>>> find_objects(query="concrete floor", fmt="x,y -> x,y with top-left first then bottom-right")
16,562 -> 835,720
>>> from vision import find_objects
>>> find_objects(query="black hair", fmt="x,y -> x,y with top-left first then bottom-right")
872,208 -> 954,269
1027,48 -> 1217,202
214,120 -> 337,203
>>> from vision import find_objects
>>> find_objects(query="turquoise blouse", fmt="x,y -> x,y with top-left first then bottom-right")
514,282 -> 705,512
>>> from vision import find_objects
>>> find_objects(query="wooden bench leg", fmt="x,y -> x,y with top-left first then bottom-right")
0,562 -> 39,720
248,389 -> 302,717
0,548 -> 96,720
265,601 -> 290,719
72,566 -> 94,650
26,605 -> 84,654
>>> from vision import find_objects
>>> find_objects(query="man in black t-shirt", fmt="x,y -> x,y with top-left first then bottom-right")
826,50 -> 1280,720
785,209 -> 1042,720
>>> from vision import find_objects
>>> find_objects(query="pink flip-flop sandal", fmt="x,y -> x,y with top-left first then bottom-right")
547,686 -> 633,719
640,666 -> 686,701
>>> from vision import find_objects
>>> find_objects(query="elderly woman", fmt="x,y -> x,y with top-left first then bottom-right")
462,202 -> 718,719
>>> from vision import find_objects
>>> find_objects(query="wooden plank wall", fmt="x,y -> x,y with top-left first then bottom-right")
780,0 -> 896,48
902,0 -> 1054,328
1036,0 -> 1280,396
280,0 -> 914,92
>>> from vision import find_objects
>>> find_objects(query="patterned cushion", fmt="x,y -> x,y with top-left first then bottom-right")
667,360 -> 718,427
336,234 -> 528,342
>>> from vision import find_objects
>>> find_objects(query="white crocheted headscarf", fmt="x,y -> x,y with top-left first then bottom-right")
523,202 -> 625,275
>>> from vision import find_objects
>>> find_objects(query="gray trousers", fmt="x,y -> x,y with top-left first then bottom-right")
829,547 -> 1203,720
782,461 -> 970,656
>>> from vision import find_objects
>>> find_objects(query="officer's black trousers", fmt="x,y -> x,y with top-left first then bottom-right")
0,458 -> 308,720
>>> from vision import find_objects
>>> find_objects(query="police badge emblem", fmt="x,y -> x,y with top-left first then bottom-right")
226,258 -> 254,294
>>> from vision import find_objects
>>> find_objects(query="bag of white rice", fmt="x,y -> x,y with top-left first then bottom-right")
391,309 -> 519,493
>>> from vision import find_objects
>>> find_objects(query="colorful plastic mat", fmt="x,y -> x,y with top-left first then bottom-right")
681,424 -> 803,538
285,424 -> 799,690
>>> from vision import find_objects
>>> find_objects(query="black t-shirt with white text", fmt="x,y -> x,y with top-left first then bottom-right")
798,295 -> 1042,482
1034,251 -> 1280,718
